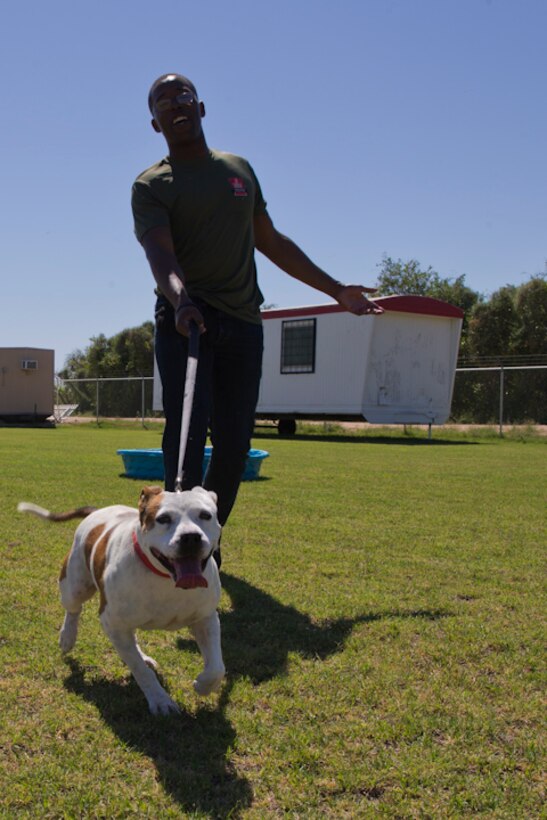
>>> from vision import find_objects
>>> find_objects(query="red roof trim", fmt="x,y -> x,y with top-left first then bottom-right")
262,304 -> 344,319
261,295 -> 464,320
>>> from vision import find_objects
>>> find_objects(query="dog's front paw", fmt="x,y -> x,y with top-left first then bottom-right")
193,669 -> 225,696
59,613 -> 79,654
59,630 -> 75,655
148,691 -> 181,716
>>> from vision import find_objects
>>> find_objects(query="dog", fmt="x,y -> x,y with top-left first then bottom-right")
18,486 -> 225,715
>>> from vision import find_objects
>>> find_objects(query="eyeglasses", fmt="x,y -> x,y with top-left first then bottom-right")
154,91 -> 196,112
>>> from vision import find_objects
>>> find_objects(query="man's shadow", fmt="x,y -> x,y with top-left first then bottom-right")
182,573 -> 449,684
64,572 -> 449,818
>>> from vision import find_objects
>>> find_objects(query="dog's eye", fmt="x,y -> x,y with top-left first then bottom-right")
156,513 -> 172,525
199,511 -> 212,521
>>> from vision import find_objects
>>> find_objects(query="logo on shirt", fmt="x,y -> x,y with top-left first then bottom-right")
228,177 -> 248,197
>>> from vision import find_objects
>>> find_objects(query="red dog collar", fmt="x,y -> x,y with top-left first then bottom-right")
132,531 -> 171,578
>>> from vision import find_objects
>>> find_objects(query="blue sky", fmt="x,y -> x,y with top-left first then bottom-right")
1,0 -> 545,370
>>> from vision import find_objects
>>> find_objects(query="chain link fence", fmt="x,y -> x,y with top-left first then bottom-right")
56,365 -> 547,431
453,365 -> 547,434
55,376 -> 156,426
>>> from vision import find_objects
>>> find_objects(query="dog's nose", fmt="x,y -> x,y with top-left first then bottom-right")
178,532 -> 202,550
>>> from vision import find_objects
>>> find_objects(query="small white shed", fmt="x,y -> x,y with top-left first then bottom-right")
0,347 -> 55,423
256,295 -> 463,431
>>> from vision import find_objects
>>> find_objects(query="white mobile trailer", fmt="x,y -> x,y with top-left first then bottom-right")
256,295 -> 463,433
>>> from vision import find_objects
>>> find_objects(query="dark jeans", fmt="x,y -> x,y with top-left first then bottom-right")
154,297 -> 263,526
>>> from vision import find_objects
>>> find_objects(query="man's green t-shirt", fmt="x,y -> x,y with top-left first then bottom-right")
131,149 -> 268,324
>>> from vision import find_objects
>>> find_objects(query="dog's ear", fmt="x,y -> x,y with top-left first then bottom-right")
191,486 -> 218,506
138,486 -> 163,528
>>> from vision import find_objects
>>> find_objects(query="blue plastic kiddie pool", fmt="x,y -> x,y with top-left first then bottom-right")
117,446 -> 269,481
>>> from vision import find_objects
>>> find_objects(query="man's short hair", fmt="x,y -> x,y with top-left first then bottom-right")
148,74 -> 198,113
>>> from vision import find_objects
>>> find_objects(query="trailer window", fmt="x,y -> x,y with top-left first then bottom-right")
280,319 -> 316,374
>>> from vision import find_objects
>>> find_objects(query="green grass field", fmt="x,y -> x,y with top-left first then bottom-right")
0,423 -> 545,818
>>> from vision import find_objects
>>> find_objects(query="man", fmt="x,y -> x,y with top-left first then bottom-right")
131,72 -> 382,545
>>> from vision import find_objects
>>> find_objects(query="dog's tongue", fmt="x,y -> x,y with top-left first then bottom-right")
174,558 -> 208,589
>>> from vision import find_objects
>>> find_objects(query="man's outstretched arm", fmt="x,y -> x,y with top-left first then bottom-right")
253,212 -> 383,315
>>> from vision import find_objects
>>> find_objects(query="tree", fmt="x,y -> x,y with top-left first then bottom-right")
513,276 -> 547,355
375,256 -> 439,296
464,276 -> 547,422
466,287 -> 519,358
58,322 -> 155,416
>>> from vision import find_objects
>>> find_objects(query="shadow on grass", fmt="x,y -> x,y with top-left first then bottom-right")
63,576 -> 450,816
63,657 -> 252,818
252,431 -> 478,446
119,474 -> 273,483
178,573 -> 452,685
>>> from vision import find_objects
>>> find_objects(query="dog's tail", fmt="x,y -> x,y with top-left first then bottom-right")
17,502 -> 98,522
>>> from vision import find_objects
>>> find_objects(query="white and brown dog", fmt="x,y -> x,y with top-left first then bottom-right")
18,486 -> 225,715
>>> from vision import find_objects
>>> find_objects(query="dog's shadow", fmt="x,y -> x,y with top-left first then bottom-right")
64,573 -> 449,817
63,657 -> 252,817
